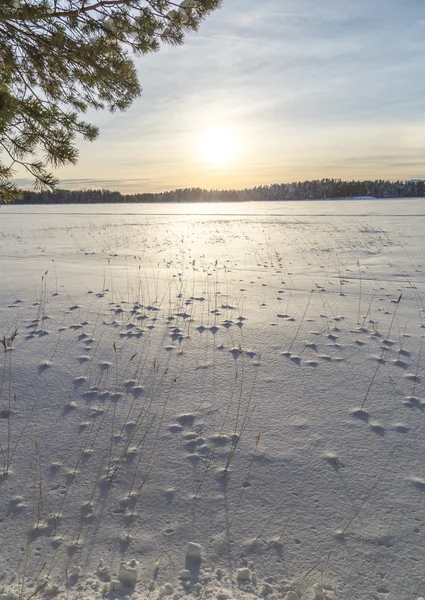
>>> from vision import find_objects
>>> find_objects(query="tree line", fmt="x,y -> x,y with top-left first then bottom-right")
14,178 -> 425,204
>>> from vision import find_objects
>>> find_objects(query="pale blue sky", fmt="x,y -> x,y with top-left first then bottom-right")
20,0 -> 425,192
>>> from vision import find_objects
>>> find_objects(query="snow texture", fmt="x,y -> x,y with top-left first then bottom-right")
0,199 -> 425,600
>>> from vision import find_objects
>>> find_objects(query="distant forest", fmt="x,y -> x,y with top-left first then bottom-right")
17,178 -> 425,204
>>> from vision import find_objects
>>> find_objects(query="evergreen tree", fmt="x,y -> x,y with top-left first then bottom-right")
0,0 -> 221,203
17,179 -> 425,204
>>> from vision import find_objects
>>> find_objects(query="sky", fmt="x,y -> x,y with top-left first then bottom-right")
17,0 -> 425,193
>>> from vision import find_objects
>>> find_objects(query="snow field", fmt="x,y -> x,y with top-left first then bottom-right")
0,200 -> 425,600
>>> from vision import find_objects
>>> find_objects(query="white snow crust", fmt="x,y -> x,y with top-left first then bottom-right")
1,199 -> 425,600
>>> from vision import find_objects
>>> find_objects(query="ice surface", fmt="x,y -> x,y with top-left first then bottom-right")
1,200 -> 425,599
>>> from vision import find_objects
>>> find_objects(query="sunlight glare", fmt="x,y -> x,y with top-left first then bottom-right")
198,125 -> 239,166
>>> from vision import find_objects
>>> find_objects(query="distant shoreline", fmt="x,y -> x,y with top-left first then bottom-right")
12,196 -> 425,205
13,178 -> 425,204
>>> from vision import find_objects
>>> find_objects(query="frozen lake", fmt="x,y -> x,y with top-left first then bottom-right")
3,197 -> 425,217
1,199 -> 425,600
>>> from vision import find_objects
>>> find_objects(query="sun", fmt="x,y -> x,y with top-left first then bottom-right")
198,125 -> 239,165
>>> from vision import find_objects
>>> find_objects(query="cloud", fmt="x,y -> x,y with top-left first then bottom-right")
12,178 -> 151,191
59,178 -> 151,186
12,0 -> 425,191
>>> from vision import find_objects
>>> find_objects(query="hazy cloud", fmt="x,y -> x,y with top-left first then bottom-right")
22,0 -> 425,192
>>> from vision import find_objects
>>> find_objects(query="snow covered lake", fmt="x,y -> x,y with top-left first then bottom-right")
1,199 -> 425,600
